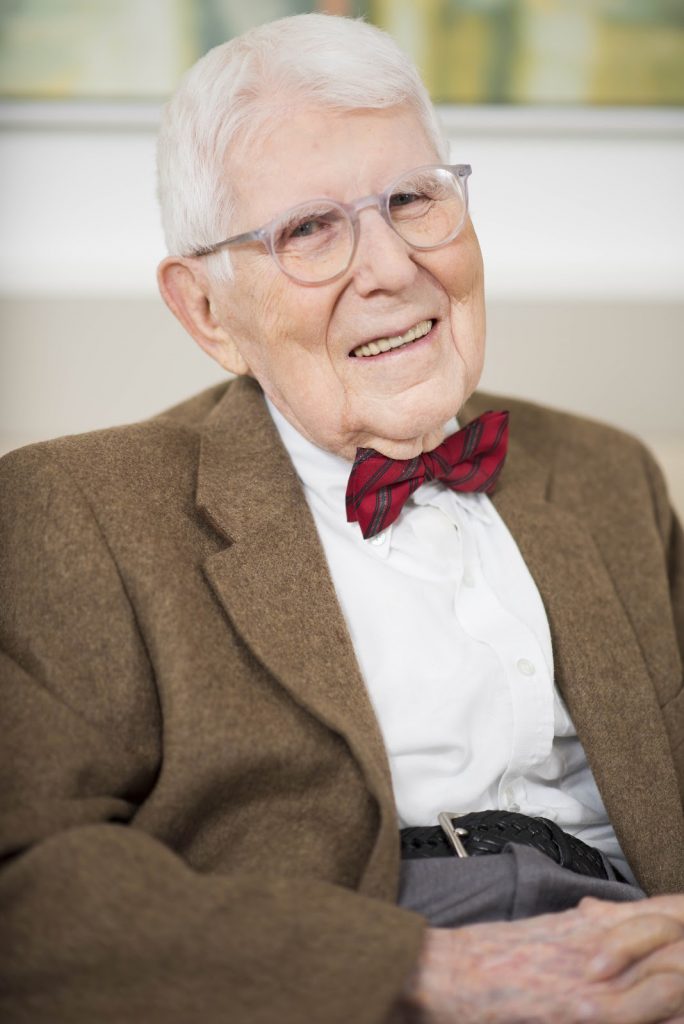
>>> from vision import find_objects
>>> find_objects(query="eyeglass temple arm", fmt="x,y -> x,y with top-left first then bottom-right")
186,227 -> 264,259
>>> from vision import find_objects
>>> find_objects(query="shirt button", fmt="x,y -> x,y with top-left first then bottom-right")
462,567 -> 476,587
369,530 -> 387,546
516,658 -> 536,677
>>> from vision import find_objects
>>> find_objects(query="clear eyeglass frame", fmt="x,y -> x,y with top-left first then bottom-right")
186,163 -> 472,286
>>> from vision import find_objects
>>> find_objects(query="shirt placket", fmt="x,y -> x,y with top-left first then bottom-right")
447,500 -> 555,813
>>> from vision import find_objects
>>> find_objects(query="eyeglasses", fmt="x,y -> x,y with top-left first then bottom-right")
186,163 -> 471,285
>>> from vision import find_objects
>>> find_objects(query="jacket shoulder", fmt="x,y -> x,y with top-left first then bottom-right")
470,390 -> 646,461
0,380 -> 234,497
469,390 -> 672,538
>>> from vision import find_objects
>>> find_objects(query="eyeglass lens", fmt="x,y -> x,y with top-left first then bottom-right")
272,167 -> 467,284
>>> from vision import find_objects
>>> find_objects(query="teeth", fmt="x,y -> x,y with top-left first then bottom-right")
352,319 -> 432,358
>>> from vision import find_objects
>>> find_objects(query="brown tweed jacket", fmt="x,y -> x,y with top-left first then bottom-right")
1,376 -> 683,1023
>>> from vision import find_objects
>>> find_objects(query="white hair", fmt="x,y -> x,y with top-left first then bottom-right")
156,12 -> 448,279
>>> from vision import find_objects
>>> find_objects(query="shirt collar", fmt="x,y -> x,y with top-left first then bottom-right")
265,397 -> 492,536
265,398 -> 350,517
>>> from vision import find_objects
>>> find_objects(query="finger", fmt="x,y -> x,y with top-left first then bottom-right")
623,941 -> 684,985
580,895 -> 684,928
578,973 -> 684,1024
638,896 -> 684,927
587,915 -> 684,981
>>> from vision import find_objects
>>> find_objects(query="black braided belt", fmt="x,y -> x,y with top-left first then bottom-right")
400,809 -> 610,881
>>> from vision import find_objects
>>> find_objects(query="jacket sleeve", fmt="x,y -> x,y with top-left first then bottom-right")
0,445 -> 424,1024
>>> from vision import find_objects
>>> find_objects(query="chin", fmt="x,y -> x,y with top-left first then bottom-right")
358,411 -> 455,460
388,392 -> 463,438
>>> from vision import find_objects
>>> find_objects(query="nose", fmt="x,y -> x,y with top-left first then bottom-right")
350,205 -> 419,296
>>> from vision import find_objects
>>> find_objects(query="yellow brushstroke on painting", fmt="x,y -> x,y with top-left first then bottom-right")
0,0 -> 191,99
592,17 -> 684,105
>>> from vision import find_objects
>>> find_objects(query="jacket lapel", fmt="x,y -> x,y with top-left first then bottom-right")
463,397 -> 684,892
195,377 -> 398,892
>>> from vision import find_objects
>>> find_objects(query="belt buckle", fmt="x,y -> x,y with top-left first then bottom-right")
438,811 -> 470,858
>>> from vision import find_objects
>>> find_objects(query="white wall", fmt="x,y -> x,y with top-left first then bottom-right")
1,103 -> 682,300
1,103 -> 683,512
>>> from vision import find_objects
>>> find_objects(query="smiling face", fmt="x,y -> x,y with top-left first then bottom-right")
195,103 -> 486,460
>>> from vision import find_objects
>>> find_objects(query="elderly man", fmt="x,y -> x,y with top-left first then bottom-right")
1,12 -> 683,1024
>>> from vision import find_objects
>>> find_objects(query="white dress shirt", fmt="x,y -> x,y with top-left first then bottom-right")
267,399 -> 634,881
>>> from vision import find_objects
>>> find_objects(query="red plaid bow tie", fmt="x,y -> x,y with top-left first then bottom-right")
346,410 -> 509,540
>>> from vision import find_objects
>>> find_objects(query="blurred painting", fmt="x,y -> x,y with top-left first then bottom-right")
0,0 -> 682,104
373,0 -> 684,104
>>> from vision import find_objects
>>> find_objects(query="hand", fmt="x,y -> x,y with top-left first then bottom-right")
396,894 -> 684,1024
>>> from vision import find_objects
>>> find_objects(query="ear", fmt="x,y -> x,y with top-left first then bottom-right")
157,256 -> 251,376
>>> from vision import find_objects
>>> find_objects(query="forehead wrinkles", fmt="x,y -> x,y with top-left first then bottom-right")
226,103 -> 439,232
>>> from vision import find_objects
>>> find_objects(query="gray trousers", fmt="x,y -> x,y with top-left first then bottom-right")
398,845 -> 645,927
